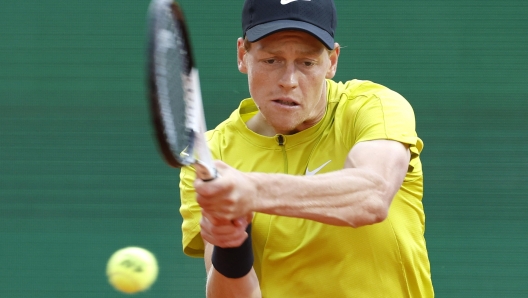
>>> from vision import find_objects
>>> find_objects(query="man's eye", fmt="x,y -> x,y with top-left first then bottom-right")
303,61 -> 315,67
264,59 -> 276,64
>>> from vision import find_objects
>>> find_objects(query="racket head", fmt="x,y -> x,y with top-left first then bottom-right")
147,0 -> 196,168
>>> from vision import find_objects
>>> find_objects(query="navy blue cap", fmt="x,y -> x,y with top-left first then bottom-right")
242,0 -> 337,50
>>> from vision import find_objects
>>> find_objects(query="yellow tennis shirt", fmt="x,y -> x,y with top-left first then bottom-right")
180,79 -> 434,297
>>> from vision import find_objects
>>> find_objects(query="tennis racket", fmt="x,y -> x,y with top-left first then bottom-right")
147,0 -> 216,181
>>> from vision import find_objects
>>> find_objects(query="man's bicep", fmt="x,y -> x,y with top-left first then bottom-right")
345,139 -> 410,193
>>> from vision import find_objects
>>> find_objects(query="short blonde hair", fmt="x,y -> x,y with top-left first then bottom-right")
243,37 -> 252,51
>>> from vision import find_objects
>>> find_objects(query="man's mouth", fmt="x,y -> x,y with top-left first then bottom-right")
273,99 -> 299,106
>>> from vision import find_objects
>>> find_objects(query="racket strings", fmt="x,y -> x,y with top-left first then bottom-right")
153,2 -> 193,161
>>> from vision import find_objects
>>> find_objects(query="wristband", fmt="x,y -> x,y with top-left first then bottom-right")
211,224 -> 253,278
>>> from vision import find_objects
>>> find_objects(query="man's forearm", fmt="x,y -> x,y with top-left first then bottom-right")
205,243 -> 261,298
248,167 -> 393,227
206,268 -> 261,298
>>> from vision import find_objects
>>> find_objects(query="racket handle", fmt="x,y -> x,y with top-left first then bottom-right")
194,162 -> 217,181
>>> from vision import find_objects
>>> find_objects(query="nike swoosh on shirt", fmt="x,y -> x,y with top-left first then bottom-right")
305,160 -> 331,176
281,0 -> 311,5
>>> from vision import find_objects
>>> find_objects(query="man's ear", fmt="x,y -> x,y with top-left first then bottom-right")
326,43 -> 340,79
237,37 -> 248,74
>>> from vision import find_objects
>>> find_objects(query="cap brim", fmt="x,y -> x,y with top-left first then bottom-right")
245,20 -> 334,50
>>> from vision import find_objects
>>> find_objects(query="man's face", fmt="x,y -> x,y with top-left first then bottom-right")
237,31 -> 339,135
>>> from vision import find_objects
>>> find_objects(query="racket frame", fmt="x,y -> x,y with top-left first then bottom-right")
147,0 -> 216,180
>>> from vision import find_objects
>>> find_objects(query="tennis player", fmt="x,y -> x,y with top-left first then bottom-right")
180,0 -> 434,297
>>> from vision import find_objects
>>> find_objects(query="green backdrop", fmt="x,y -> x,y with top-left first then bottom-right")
1,0 -> 527,297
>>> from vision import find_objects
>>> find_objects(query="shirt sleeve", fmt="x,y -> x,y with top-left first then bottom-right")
337,81 -> 424,171
179,165 -> 205,257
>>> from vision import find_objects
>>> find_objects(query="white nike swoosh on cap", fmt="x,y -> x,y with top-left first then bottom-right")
305,160 -> 331,176
281,0 -> 311,5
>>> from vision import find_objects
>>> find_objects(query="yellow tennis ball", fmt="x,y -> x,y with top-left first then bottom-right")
106,247 -> 159,294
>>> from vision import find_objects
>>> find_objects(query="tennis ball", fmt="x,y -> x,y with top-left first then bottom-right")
106,247 -> 159,294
